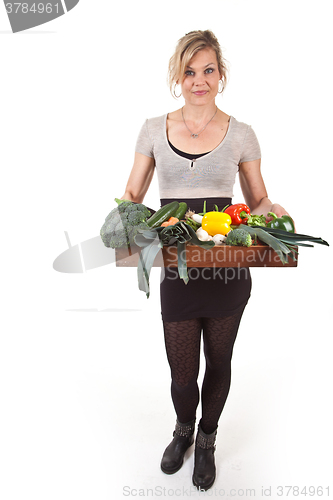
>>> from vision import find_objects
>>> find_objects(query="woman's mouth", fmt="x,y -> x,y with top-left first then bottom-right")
193,90 -> 208,96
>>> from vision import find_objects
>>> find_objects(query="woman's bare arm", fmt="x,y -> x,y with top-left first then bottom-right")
239,159 -> 290,218
121,153 -> 155,203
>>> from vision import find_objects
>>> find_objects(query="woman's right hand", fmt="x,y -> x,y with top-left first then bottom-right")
121,153 -> 155,203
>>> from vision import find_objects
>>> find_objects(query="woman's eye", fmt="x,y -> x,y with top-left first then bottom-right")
184,68 -> 214,76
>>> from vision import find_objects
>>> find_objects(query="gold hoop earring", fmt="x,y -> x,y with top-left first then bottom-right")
174,84 -> 182,98
218,80 -> 224,94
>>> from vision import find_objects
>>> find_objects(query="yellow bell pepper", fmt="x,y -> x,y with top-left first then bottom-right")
201,211 -> 232,236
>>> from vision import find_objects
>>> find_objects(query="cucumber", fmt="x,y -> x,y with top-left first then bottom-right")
173,202 -> 188,221
147,201 -> 179,228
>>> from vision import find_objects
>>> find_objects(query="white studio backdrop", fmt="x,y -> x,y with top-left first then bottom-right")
1,1 -> 332,499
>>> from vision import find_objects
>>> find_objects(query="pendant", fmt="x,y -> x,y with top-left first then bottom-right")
191,133 -> 199,139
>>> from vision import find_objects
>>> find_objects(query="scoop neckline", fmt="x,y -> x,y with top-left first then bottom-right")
164,113 -> 233,160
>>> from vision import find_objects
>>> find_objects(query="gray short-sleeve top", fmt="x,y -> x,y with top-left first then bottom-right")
135,114 -> 261,199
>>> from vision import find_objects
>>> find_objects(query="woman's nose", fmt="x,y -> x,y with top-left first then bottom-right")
193,74 -> 205,86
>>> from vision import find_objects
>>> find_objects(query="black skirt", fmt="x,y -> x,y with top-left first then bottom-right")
160,197 -> 252,322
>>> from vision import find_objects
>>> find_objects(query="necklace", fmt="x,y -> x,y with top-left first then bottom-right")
181,106 -> 218,138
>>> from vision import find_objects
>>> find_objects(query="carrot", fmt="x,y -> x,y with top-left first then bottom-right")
160,217 -> 179,227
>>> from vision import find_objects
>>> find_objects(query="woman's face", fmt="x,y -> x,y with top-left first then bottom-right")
180,47 -> 221,106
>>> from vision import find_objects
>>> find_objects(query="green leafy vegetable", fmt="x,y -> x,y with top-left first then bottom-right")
239,225 -> 329,264
240,211 -> 267,227
134,221 -> 215,298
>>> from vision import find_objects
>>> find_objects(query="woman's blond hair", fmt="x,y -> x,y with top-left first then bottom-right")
168,30 -> 229,98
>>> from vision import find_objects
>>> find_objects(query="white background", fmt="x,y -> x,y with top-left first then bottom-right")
1,1 -> 333,499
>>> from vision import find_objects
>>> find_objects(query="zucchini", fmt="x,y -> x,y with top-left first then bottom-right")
147,201 -> 179,228
173,202 -> 188,221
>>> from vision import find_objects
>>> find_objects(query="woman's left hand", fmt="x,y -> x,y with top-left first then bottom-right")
266,203 -> 296,232
266,203 -> 290,219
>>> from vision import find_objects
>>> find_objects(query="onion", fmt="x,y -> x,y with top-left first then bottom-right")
192,214 -> 203,224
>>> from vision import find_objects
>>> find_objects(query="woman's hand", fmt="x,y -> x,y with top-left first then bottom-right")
266,203 -> 296,231
250,199 -> 296,231
266,203 -> 290,219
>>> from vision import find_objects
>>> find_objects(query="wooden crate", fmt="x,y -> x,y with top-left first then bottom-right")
116,243 -> 298,268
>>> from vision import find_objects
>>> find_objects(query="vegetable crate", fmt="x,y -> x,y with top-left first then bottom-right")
115,244 -> 298,268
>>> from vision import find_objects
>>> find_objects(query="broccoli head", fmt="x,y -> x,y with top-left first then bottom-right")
100,199 -> 151,248
127,210 -> 148,226
225,228 -> 252,247
104,207 -> 121,223
115,200 -> 133,214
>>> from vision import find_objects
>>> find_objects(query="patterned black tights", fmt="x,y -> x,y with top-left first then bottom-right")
163,310 -> 244,435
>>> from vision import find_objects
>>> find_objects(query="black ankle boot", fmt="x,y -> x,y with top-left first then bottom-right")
160,418 -> 196,474
192,422 -> 217,491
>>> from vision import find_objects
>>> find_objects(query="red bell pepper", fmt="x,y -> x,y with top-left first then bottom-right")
224,203 -> 251,225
